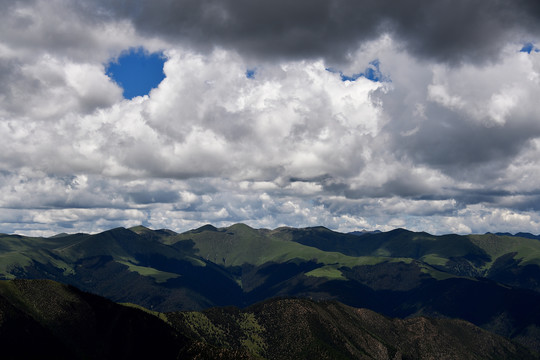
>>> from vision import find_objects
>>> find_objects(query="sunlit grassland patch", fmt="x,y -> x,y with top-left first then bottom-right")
419,264 -> 468,281
305,265 -> 346,280
116,260 -> 180,283
420,254 -> 449,267
469,234 -> 540,268
0,252 -> 32,279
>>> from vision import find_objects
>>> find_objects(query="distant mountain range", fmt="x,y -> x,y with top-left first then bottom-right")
348,229 -> 382,236
493,232 -> 540,241
1,224 -> 540,355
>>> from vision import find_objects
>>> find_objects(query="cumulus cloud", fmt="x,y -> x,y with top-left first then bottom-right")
1,0 -> 540,235
382,47 -> 540,181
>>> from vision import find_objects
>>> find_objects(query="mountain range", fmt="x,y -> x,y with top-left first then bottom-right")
1,224 -> 540,356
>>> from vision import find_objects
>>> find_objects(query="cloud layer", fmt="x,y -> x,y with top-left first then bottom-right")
1,0 -> 540,236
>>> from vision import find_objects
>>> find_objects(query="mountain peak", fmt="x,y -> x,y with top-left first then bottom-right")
225,223 -> 256,233
128,225 -> 152,234
49,232 -> 71,238
387,228 -> 413,235
190,224 -> 218,233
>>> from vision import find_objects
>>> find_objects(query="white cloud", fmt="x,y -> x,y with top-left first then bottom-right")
3,47 -> 379,183
425,46 -> 540,127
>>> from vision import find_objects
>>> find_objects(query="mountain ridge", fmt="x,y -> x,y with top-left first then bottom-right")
1,223 -> 540,352
0,279 -> 536,360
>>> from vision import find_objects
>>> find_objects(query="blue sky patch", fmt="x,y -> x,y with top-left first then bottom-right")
326,60 -> 388,83
106,47 -> 166,99
246,68 -> 256,79
520,42 -> 539,54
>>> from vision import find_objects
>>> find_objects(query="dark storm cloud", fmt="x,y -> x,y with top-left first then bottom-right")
450,189 -> 540,212
341,178 -> 437,201
450,188 -> 513,205
388,105 -> 540,177
506,194 -> 540,212
91,0 -> 540,64
127,190 -> 180,204
384,0 -> 540,64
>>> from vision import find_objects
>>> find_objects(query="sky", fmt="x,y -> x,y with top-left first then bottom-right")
106,48 -> 166,99
0,0 -> 540,236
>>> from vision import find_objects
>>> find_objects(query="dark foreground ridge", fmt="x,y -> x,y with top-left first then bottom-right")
0,279 -> 249,359
0,279 -> 536,360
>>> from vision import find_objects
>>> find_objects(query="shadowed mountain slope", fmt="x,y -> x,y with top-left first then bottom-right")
0,279 -> 535,360
168,297 -> 536,360
0,279 -> 252,359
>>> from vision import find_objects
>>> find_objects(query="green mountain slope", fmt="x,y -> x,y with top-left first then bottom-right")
169,224 -> 415,282
275,227 -> 490,274
2,224 -> 540,352
0,227 -> 244,311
